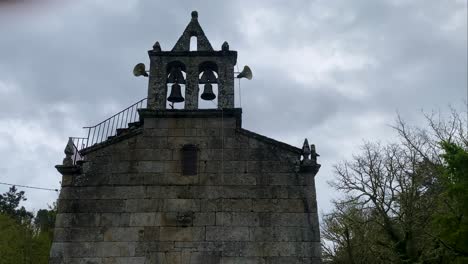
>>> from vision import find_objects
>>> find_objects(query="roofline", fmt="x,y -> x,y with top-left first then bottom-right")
79,128 -> 143,155
237,128 -> 302,154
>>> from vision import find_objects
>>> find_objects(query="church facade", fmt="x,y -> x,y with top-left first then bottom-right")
50,11 -> 322,264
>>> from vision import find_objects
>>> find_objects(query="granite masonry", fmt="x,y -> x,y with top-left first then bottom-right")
50,11 -> 322,264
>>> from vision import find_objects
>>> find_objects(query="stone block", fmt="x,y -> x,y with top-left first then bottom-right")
249,227 -> 312,242
55,213 -> 100,228
192,212 -> 216,226
103,227 -> 144,242
263,257 -> 306,264
95,242 -> 136,257
196,128 -> 220,137
138,227 -> 159,242
203,118 -> 222,128
54,227 -> 103,242
100,213 -> 130,227
144,118 -> 175,129
163,199 -> 201,212
159,227 -> 205,241
262,213 -> 319,227
222,257 -> 265,264
198,173 -> 221,185
221,199 -> 252,212
133,149 -> 172,161
199,149 -> 222,161
206,226 -> 250,241
223,173 -> 256,185
169,128 -> 186,137
221,242 -> 258,256
164,161 -> 182,173
200,199 -> 222,212
136,161 -> 164,173
252,199 -> 306,213
216,212 -> 260,226
129,212 -> 161,227
53,242 -> 97,257
134,242 -> 176,255
160,172 -> 199,185
125,199 -> 161,212
152,137 -> 169,148
102,257 -> 146,264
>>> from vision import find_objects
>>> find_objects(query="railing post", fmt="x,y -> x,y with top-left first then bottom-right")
86,128 -> 91,148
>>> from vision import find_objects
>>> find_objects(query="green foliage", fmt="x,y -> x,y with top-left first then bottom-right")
432,142 -> 468,262
0,186 -> 33,224
323,110 -> 468,263
0,187 -> 55,263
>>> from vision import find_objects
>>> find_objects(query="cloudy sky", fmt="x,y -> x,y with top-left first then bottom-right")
0,0 -> 466,216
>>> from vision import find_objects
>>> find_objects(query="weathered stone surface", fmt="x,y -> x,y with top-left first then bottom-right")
51,11 -> 321,264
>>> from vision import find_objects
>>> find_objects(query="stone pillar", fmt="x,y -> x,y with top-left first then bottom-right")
147,57 -> 167,110
185,63 -> 199,110
218,63 -> 234,109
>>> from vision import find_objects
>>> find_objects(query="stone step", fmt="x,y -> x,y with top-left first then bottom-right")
116,128 -> 128,136
128,121 -> 142,129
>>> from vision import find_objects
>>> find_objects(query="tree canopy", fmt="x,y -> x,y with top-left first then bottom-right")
322,109 -> 468,263
0,186 -> 56,264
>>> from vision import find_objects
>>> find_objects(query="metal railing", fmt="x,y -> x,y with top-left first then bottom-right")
83,98 -> 147,148
70,137 -> 87,164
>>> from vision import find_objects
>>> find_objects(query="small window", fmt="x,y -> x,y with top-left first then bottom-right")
181,144 -> 198,175
190,36 -> 197,51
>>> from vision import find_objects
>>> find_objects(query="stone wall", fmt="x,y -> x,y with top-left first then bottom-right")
50,110 -> 321,264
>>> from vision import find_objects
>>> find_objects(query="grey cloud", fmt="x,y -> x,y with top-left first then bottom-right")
0,0 -> 465,213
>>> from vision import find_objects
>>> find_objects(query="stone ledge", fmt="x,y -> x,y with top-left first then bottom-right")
139,108 -> 242,119
55,165 -> 82,175
147,50 -> 237,58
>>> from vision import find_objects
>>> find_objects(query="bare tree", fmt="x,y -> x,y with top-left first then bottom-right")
323,108 -> 467,263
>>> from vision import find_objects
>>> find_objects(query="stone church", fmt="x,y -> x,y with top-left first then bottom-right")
50,11 -> 321,264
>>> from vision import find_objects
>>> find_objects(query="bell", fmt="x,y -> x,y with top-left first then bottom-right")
167,67 -> 186,84
199,70 -> 217,84
200,83 -> 216,101
167,83 -> 184,103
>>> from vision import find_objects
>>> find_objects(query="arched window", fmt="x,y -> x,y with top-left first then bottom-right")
190,36 -> 197,51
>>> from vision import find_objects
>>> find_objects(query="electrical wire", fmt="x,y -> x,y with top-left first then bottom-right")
0,182 -> 59,192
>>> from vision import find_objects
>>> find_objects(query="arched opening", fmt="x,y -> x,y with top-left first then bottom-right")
198,61 -> 219,109
167,74 -> 186,109
190,36 -> 197,51
198,71 -> 218,109
166,61 -> 187,109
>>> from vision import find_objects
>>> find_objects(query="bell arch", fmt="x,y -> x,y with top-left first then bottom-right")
166,61 -> 187,109
198,61 -> 219,108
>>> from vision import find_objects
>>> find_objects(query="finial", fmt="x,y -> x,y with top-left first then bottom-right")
63,138 -> 75,166
153,41 -> 161,51
302,138 -> 311,160
222,41 -> 229,51
311,144 -> 319,163
191,10 -> 198,20
299,139 -> 320,173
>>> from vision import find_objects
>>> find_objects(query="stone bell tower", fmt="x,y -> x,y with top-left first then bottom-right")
50,11 -> 322,264
148,11 -> 237,110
